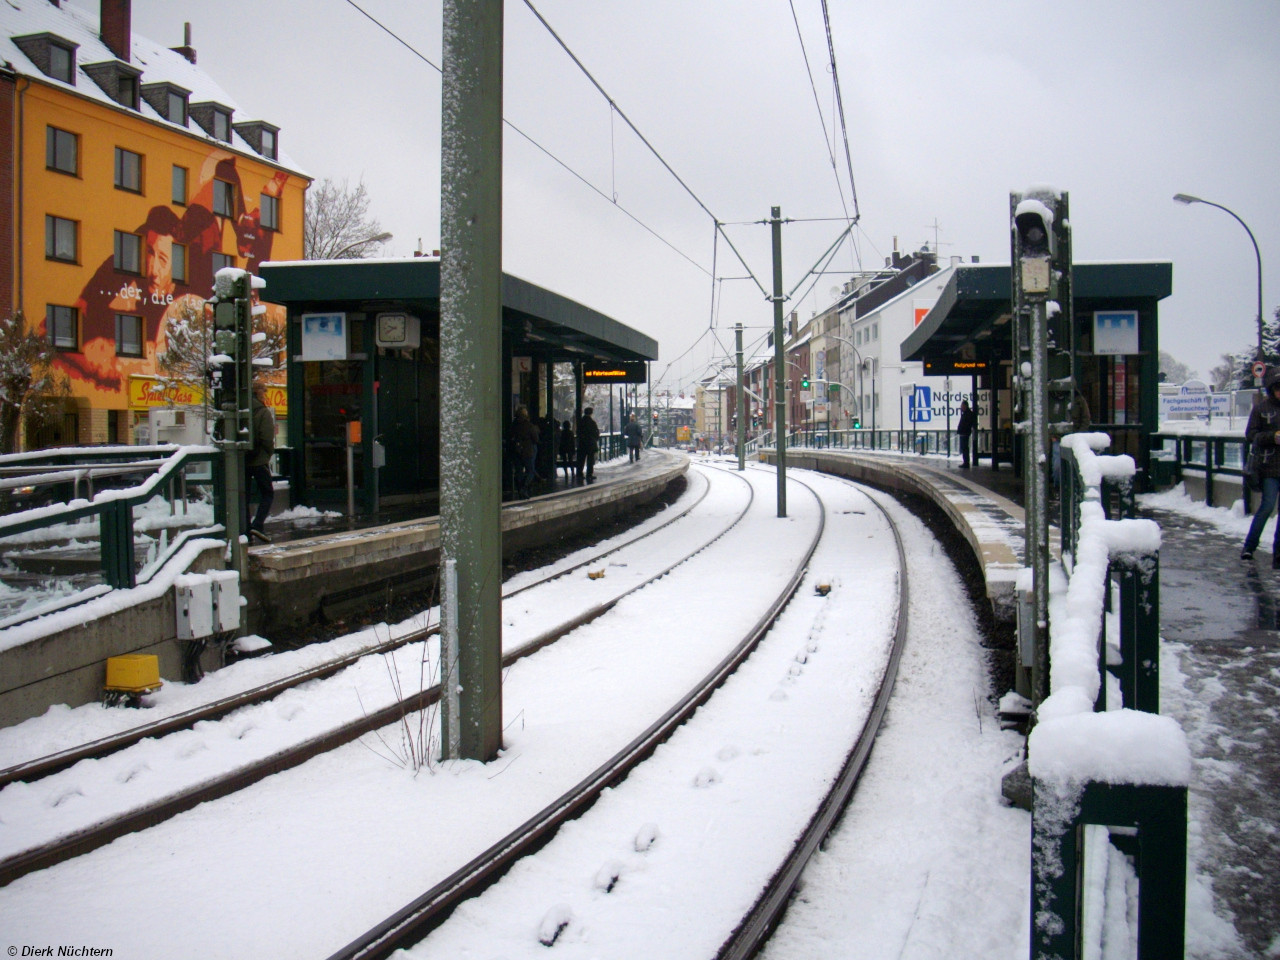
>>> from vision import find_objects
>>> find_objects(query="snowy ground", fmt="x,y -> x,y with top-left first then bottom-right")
0,465 -> 818,958
1138,483 -> 1271,552
760,480 -> 1031,960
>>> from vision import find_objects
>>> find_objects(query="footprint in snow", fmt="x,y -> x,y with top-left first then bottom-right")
788,663 -> 803,677
49,787 -> 83,808
694,766 -> 721,788
537,904 -> 573,946
769,689 -> 788,701
594,860 -> 624,893
716,745 -> 740,762
635,823 -> 659,852
117,763 -> 149,784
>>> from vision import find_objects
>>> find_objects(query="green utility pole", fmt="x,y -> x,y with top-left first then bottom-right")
209,268 -> 256,579
735,322 -> 745,470
439,0 -> 504,762
771,206 -> 787,517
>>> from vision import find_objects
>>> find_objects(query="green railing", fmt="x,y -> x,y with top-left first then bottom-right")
0,446 -> 225,592
1150,431 -> 1250,510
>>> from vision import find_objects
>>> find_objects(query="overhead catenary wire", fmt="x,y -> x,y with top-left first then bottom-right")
340,0 -> 711,278
820,0 -> 860,223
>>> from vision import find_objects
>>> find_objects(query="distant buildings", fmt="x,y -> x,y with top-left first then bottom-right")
0,0 -> 309,447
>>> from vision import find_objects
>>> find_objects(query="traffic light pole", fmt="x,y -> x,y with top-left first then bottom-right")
735,322 -> 745,470
439,0 -> 504,762
771,207 -> 787,517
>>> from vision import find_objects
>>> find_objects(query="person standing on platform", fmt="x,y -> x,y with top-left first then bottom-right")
1241,370 -> 1280,564
512,406 -> 540,499
577,407 -> 600,484
623,413 -> 644,463
956,399 -> 976,469
558,420 -> 576,483
246,382 -> 276,542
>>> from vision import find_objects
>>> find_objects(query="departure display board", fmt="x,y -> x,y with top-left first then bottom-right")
583,361 -> 647,384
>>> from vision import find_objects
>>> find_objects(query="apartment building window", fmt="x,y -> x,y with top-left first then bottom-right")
168,91 -> 187,125
115,314 -> 143,357
872,322 -> 879,340
46,305 -> 77,349
260,194 -> 279,231
172,242 -> 187,283
117,74 -> 138,110
172,165 -> 187,205
212,252 -> 234,273
260,128 -> 276,160
114,147 -> 142,193
212,179 -> 234,217
45,215 -> 77,262
48,42 -> 73,84
45,126 -> 77,175
114,230 -> 142,274
213,110 -> 231,143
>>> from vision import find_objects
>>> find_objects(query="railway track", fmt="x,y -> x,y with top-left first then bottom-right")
0,465 -> 750,888
0,466 -> 711,791
323,467 -> 908,960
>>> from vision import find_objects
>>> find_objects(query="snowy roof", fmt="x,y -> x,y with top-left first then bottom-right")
0,0 -> 307,177
848,263 -> 957,324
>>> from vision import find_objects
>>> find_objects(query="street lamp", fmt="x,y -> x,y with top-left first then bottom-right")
1173,194 -> 1264,375
331,231 -> 393,260
825,334 -> 875,431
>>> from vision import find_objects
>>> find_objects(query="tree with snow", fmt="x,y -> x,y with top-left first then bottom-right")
0,314 -> 70,454
156,296 -> 286,390
1209,305 -> 1280,390
1158,351 -> 1196,385
304,178 -> 387,260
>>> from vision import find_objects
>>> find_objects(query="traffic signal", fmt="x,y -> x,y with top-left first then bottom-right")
652,412 -> 658,423
801,376 -> 810,389
1013,197 -> 1056,298
852,417 -> 862,429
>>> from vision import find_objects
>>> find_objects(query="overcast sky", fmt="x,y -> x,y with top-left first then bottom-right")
91,0 -> 1280,391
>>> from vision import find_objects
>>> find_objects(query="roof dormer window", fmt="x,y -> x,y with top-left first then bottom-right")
232,121 -> 280,161
189,101 -> 234,143
141,82 -> 191,126
82,60 -> 142,110
12,33 -> 79,85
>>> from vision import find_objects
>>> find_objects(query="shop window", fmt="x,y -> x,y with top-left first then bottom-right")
45,215 -> 77,262
115,314 -> 143,357
45,126 -> 77,175
46,305 -> 77,349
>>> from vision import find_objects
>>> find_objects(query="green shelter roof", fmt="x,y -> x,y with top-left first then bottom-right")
900,261 -> 1172,362
258,257 -> 658,362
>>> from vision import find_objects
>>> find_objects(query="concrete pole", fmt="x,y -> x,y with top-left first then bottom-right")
771,206 -> 787,517
736,322 -> 745,470
439,0 -> 504,762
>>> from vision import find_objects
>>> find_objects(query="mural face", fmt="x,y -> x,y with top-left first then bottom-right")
55,154 -> 290,401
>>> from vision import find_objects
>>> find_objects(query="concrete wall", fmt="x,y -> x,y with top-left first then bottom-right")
0,545 -> 226,727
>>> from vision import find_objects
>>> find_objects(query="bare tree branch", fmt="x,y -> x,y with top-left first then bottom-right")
0,314 -> 70,454
304,177 -> 386,260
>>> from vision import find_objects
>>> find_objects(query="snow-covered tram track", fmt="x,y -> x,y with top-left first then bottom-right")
0,468 -> 714,791
0,466 -> 749,888
327,468 -> 899,960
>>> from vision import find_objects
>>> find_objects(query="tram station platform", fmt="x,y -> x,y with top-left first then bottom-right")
245,449 -> 688,633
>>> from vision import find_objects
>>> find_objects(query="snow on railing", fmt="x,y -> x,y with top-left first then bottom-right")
1026,432 -> 1190,958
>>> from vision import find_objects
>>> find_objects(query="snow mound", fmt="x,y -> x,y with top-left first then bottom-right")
1028,709 -> 1191,787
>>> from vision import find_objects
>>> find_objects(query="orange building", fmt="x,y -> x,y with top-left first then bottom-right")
1,0 -> 309,447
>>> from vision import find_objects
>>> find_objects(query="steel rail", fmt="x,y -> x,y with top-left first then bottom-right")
0,467 -> 748,888
0,466 -> 711,790
715,476 -> 910,958
325,470 -> 824,960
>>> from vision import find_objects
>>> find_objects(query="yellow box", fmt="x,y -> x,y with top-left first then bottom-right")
104,655 -> 162,693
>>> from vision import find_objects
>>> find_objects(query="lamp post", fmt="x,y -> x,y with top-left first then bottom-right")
330,231 -> 394,260
1173,194 -> 1264,377
824,334 -> 868,428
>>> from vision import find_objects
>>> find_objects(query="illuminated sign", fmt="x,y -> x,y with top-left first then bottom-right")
922,359 -> 990,376
128,375 -> 286,415
582,361 -> 647,384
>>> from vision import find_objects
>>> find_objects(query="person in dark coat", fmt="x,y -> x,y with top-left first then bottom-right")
956,399 -> 976,469
558,420 -> 576,482
577,407 -> 600,484
623,413 -> 644,463
1242,369 -> 1280,563
512,406 -> 540,498
246,382 -> 276,542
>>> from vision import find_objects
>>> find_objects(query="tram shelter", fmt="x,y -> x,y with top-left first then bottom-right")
258,258 -> 658,513
901,261 -> 1172,486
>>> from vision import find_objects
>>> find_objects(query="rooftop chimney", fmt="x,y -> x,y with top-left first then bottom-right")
171,22 -> 197,65
100,0 -> 131,62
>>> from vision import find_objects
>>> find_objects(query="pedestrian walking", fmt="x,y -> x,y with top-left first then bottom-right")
512,406 -> 540,498
558,419 -> 576,482
246,382 -> 276,542
956,399 -> 976,469
577,407 -> 600,483
1242,370 -> 1280,565
623,413 -> 644,463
